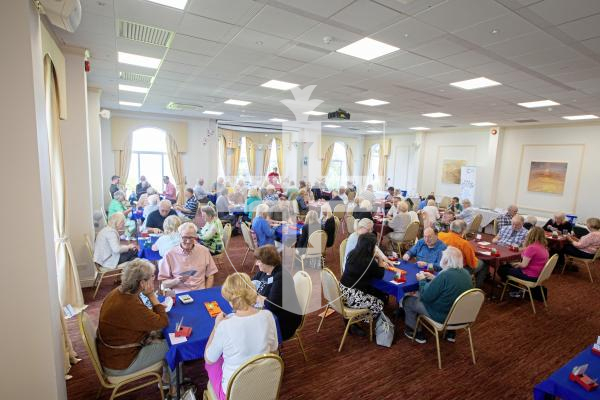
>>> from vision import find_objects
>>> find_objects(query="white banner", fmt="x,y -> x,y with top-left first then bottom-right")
460,166 -> 477,204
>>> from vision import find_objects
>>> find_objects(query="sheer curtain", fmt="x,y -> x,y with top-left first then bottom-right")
275,137 -> 283,177
230,145 -> 240,178
115,134 -> 132,186
166,133 -> 185,204
346,144 -> 354,177
246,137 -> 256,177
262,146 -> 271,176
44,55 -> 84,377
322,143 -> 334,176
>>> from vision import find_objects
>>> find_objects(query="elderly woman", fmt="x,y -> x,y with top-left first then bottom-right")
199,206 -> 225,255
523,215 -> 538,230
253,245 -> 302,341
264,184 -> 279,203
296,188 -> 309,215
382,201 -> 412,252
296,210 -> 320,255
321,203 -> 336,248
204,273 -> 279,400
353,199 -> 374,222
421,199 -> 440,229
94,213 -> 138,269
151,215 -> 182,257
560,217 -> 600,267
97,259 -> 175,394
108,190 -> 131,217
252,204 -> 276,247
245,187 -> 262,219
403,246 -> 473,344
543,212 -> 573,233
340,233 -> 387,335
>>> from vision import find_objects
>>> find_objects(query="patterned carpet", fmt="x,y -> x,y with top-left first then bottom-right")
66,230 -> 600,400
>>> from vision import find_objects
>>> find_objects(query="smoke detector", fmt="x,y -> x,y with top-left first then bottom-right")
323,36 -> 333,45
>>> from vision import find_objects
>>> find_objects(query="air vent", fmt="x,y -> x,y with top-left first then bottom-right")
166,102 -> 203,111
440,125 -> 456,128
515,119 -> 539,123
348,127 -> 360,130
119,71 -> 154,85
118,20 -> 173,47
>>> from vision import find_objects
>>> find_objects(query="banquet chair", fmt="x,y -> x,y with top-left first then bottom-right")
83,234 -> 125,299
500,254 -> 558,313
240,222 -> 257,269
562,248 -> 600,283
467,214 -> 483,237
411,289 -> 485,369
438,196 -> 451,209
292,199 -> 305,222
289,271 -> 312,361
214,224 -> 233,271
78,312 -> 164,400
329,216 -> 341,257
339,239 -> 347,273
492,219 -> 499,235
344,215 -> 356,236
317,268 -> 373,352
203,354 -> 284,400
333,204 -> 346,233
391,221 -> 420,255
295,230 -> 327,271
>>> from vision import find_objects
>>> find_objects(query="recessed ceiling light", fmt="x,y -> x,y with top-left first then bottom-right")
450,77 -> 502,90
303,111 -> 327,116
203,111 -> 223,115
145,0 -> 188,10
422,112 -> 451,118
118,84 -> 149,94
367,130 -> 383,133
363,120 -> 384,124
224,99 -> 251,106
470,122 -> 496,126
323,124 -> 340,128
491,28 -> 500,35
409,126 -> 430,130
119,101 -> 142,107
269,118 -> 288,122
118,52 -> 161,69
355,99 -> 389,107
562,114 -> 599,120
336,37 -> 400,61
261,80 -> 299,90
518,100 -> 560,108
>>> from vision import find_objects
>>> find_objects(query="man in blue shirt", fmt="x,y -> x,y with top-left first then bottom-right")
402,228 -> 447,271
493,215 -> 528,247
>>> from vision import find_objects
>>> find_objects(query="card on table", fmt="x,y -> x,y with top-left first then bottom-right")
168,332 -> 187,345
204,301 -> 222,317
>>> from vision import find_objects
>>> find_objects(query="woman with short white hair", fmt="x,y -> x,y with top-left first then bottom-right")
402,246 -> 473,344
253,203 -> 276,247
143,194 -> 160,219
382,201 -> 411,252
108,190 -> 131,217
94,212 -> 138,269
151,215 -> 182,257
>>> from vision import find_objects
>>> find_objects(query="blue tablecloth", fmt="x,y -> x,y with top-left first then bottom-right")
372,261 -> 425,300
137,236 -> 162,261
130,209 -> 144,221
162,287 -> 281,370
534,345 -> 600,400
274,223 -> 302,243
207,194 -> 217,204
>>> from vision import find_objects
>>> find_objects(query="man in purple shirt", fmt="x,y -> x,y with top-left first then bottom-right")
162,176 -> 177,203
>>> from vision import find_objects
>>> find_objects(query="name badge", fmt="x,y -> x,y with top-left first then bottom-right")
267,277 -> 274,285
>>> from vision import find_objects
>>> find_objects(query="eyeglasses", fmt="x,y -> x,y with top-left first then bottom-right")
181,236 -> 197,242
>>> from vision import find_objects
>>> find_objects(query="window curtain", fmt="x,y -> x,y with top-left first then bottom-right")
44,55 -> 85,378
378,153 -> 387,190
363,146 -> 372,177
230,146 -> 240,179
114,134 -> 132,188
246,137 -> 256,177
346,145 -> 354,177
166,134 -> 185,205
275,137 -> 283,177
218,135 -> 226,177
322,143 -> 334,176
262,146 -> 271,176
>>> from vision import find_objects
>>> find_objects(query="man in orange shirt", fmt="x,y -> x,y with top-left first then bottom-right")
438,220 -> 488,288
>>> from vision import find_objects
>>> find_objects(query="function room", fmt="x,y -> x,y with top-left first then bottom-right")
4,0 -> 600,399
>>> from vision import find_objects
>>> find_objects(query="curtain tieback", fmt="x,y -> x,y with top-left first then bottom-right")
56,235 -> 70,244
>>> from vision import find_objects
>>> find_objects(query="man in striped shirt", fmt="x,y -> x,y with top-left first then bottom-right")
175,188 -> 198,219
493,215 -> 528,247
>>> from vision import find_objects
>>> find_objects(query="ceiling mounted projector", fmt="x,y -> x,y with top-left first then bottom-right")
328,108 -> 350,120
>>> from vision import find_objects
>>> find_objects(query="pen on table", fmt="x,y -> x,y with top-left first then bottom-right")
176,316 -> 183,331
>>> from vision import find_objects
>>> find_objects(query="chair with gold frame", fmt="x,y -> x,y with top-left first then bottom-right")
467,214 -> 483,238
562,248 -> 600,283
78,311 -> 164,400
213,223 -> 233,271
317,268 -> 373,352
240,222 -> 257,269
289,271 -> 312,361
339,238 -> 348,274
84,234 -> 125,299
410,288 -> 485,369
294,229 -> 327,271
344,215 -> 356,236
391,220 -> 420,255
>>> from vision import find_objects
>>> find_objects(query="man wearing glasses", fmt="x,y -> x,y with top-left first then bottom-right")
158,222 -> 218,294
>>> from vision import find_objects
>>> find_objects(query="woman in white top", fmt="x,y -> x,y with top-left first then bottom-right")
151,215 -> 182,257
205,273 -> 278,399
382,201 -> 412,252
421,199 -> 440,229
93,212 -> 138,269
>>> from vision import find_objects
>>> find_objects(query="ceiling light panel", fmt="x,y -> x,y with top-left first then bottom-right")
145,0 -> 188,10
261,80 -> 299,90
409,126 -> 430,130
450,77 -> 501,90
269,118 -> 288,122
224,99 -> 251,106
323,124 -> 340,128
118,52 -> 161,69
470,122 -> 496,126
562,115 -> 598,120
120,101 -> 142,107
336,37 -> 400,61
518,100 -> 560,108
203,111 -> 223,115
304,111 -> 327,116
422,112 -> 451,118
356,99 -> 389,106
363,120 -> 385,124
119,84 -> 149,93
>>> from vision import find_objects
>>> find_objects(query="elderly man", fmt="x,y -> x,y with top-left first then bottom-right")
213,177 -> 225,193
497,205 -> 518,232
158,222 -> 218,293
456,199 -> 476,225
145,200 -> 177,232
344,218 -> 394,269
403,228 -> 447,271
358,184 -> 375,204
403,246 -> 473,344
135,176 -> 149,198
215,188 -> 235,226
143,194 -> 160,219
439,220 -> 489,288
193,178 -> 209,203
162,176 -> 177,203
543,212 -> 573,233
386,196 -> 402,218
175,188 -> 198,219
109,175 -> 120,199
493,215 -> 528,247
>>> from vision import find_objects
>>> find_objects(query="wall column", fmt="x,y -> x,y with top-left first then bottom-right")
87,87 -> 104,212
0,1 -> 66,398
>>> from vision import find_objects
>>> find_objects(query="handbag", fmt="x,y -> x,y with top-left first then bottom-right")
375,312 -> 394,348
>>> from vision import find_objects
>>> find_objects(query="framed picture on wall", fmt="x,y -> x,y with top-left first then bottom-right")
441,159 -> 467,184
527,161 -> 568,194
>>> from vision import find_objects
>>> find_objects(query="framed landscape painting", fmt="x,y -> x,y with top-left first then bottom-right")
527,161 -> 568,194
441,159 -> 467,184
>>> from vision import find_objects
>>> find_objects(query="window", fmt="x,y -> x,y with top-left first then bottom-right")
367,143 -> 380,187
126,128 -> 172,193
267,138 -> 278,171
325,142 -> 348,190
238,136 -> 251,183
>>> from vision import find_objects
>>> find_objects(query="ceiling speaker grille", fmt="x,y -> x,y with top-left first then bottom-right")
515,119 -> 539,123
118,20 -> 173,47
119,71 -> 153,85
166,102 -> 203,111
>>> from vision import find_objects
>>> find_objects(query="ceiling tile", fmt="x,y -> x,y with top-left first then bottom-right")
330,0 -> 404,33
511,45 -> 583,68
255,56 -> 305,71
557,13 -> 600,41
246,5 -> 319,40
403,61 -> 456,77
485,30 -> 563,57
453,12 -> 538,47
178,13 -> 240,42
280,45 -> 329,62
439,50 -> 495,69
371,17 -> 445,50
170,34 -> 224,57
581,36 -> 600,53
296,23 -> 363,51
527,0 -> 600,25
416,0 -> 509,33
187,0 -> 262,25
412,38 -> 469,59
376,52 -> 429,69
312,52 -> 363,69
229,28 -> 290,53
276,0 -> 354,18
115,0 -> 183,31
164,49 -> 212,66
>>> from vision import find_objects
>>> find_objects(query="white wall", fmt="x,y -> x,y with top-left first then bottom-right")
87,88 -> 104,211
101,117 -> 114,207
182,119 -> 216,188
